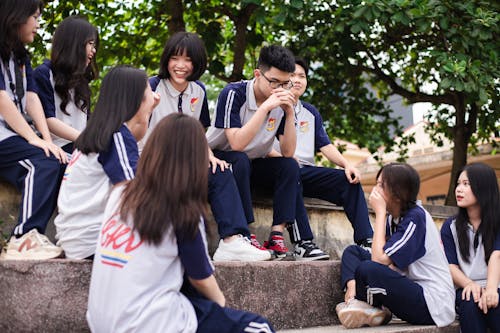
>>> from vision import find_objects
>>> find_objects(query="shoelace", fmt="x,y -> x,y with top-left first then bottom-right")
301,241 -> 318,250
34,232 -> 54,246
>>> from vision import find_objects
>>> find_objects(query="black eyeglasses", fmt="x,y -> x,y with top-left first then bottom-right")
260,71 -> 294,90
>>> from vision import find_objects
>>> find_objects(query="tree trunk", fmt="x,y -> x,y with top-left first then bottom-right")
166,0 -> 185,33
445,95 -> 469,206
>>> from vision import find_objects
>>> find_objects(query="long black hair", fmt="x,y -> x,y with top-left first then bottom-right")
0,0 -> 43,63
74,65 -> 148,154
51,16 -> 99,115
120,113 -> 209,245
455,163 -> 500,263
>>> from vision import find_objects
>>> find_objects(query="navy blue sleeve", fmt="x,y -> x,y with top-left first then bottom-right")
0,63 -> 5,90
213,82 -> 245,129
98,125 -> 138,184
177,225 -> 214,280
33,61 -> 56,118
494,230 -> 500,251
149,76 -> 161,92
441,217 -> 459,265
25,58 -> 35,92
194,81 -> 211,127
384,209 -> 426,270
275,113 -> 288,139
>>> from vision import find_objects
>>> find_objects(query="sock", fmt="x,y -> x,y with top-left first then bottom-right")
269,231 -> 283,240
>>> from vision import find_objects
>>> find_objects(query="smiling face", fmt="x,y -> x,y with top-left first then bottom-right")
18,9 -> 40,45
455,171 -> 479,209
167,50 -> 193,92
291,63 -> 307,99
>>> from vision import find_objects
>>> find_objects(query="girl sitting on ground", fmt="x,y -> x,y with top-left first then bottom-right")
336,162 -> 455,328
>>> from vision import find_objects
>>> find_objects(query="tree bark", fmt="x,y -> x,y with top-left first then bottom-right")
166,0 -> 185,34
445,94 -> 470,206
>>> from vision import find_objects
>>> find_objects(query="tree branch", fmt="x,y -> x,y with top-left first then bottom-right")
362,49 -> 455,105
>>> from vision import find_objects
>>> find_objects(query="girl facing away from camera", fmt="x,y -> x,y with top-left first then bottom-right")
87,113 -> 274,333
53,65 -> 159,260
336,163 -> 455,329
0,0 -> 67,260
441,163 -> 500,332
143,31 -> 270,261
34,15 -> 99,155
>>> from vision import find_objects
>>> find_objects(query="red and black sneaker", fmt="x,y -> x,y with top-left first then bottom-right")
250,234 -> 266,251
263,235 -> 288,258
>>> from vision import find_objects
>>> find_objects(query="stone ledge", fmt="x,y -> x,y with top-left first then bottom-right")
279,322 -> 460,333
0,259 -> 343,332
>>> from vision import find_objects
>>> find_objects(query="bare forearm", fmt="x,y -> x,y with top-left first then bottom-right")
188,275 -> 226,307
320,144 -> 349,168
486,251 -> 500,291
46,117 -> 80,142
279,117 -> 296,157
26,92 -> 51,141
226,108 -> 270,151
371,212 -> 392,265
449,264 -> 474,288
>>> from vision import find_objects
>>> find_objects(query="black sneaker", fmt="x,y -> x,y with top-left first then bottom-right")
294,240 -> 330,261
357,238 -> 372,253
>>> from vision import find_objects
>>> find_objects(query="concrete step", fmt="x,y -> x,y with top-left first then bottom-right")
0,259 -> 461,332
279,321 -> 460,332
0,259 -> 342,332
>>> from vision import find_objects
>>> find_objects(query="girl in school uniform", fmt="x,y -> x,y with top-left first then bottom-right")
144,32 -> 270,261
336,163 -> 455,328
53,65 -> 159,260
0,0 -> 66,260
441,163 -> 500,332
34,16 -> 98,154
87,113 -> 274,333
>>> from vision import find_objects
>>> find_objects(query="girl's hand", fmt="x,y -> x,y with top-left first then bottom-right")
209,155 -> 229,174
478,287 -> 499,313
344,280 -> 356,302
29,137 -> 68,163
462,281 -> 483,303
369,187 -> 387,217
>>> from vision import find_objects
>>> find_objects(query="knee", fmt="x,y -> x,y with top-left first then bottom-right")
231,152 -> 251,174
457,297 -> 479,317
278,157 -> 299,176
355,260 -> 379,281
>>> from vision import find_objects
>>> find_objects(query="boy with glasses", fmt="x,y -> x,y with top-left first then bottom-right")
206,45 -> 329,261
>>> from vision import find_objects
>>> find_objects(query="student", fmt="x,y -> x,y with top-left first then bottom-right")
0,0 -> 67,260
336,163 -> 455,328
87,113 -> 275,333
53,65 -> 159,260
34,16 -> 98,155
206,45 -> 329,260
145,32 -> 270,261
270,57 -> 373,248
441,163 -> 500,333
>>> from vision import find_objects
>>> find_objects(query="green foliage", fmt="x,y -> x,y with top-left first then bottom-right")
28,0 -> 499,203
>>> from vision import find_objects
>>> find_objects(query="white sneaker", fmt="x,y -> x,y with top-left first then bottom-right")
0,229 -> 63,260
213,235 -> 271,262
336,299 -> 392,328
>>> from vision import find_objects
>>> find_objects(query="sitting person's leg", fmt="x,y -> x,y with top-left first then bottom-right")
209,166 -> 270,262
0,136 -> 62,259
300,166 -> 373,245
456,288 -> 487,333
355,260 -> 434,325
